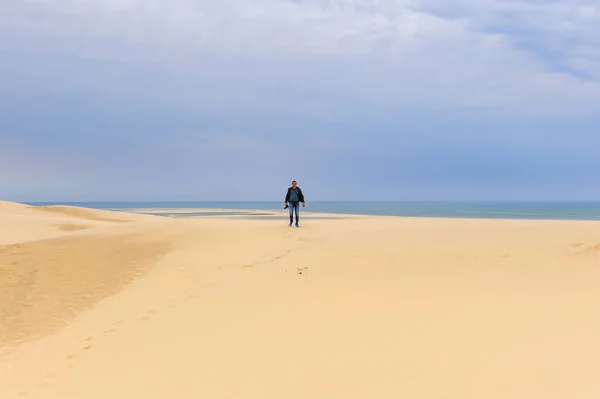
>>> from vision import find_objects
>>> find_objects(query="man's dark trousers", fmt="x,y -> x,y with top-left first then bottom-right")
289,202 -> 300,226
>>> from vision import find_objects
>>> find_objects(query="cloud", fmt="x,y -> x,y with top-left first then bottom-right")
3,1 -> 599,111
416,0 -> 600,79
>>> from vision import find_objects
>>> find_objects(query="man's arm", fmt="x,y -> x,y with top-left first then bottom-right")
298,188 -> 305,204
285,188 -> 291,203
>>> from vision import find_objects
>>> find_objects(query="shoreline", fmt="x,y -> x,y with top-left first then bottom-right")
20,201 -> 600,222
117,207 -> 600,223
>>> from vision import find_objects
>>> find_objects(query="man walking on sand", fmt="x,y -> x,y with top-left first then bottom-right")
285,180 -> 305,227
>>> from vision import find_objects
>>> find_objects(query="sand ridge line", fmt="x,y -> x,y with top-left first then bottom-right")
0,200 -> 30,212
26,205 -> 152,223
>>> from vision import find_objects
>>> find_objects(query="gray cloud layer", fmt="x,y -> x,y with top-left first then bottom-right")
1,0 -> 599,200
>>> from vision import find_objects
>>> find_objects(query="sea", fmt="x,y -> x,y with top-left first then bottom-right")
23,201 -> 600,221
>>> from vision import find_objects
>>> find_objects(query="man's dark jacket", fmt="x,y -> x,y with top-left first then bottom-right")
285,186 -> 305,203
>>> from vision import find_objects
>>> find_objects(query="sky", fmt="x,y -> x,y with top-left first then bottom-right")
1,0 -> 599,201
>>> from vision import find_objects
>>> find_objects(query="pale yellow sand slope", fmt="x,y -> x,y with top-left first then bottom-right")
1,204 -> 600,398
0,201 -> 177,345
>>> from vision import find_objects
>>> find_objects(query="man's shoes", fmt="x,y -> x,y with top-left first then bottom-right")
289,222 -> 293,227
295,224 -> 299,228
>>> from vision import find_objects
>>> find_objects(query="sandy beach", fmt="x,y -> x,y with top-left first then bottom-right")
1,200 -> 599,398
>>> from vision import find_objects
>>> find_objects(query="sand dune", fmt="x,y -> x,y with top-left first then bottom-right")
1,202 -> 600,398
0,202 -> 94,245
0,201 -> 178,345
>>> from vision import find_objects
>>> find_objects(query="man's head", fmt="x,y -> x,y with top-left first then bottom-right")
291,180 -> 297,188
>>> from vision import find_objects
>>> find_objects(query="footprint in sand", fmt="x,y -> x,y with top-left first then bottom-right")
43,372 -> 56,381
137,309 -> 159,322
